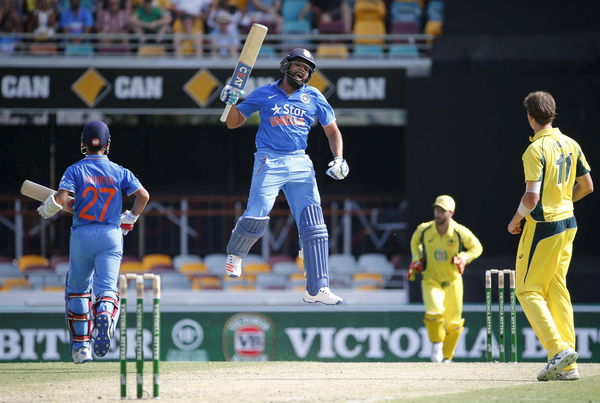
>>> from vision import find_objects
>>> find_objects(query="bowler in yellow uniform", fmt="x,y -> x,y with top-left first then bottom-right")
408,195 -> 483,362
507,91 -> 593,381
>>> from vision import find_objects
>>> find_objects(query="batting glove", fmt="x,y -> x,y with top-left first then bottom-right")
407,258 -> 424,281
37,193 -> 62,219
452,255 -> 468,274
325,157 -> 349,180
220,85 -> 243,106
120,210 -> 139,236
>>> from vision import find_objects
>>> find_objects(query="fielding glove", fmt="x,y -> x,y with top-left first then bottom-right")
326,157 -> 349,180
452,255 -> 468,274
407,258 -> 424,281
37,193 -> 62,219
220,85 -> 243,106
120,210 -> 138,236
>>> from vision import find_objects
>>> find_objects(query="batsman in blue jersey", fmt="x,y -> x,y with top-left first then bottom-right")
220,48 -> 349,305
37,121 -> 149,364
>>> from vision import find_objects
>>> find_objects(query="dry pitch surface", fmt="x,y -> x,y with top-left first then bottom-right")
1,362 -> 600,402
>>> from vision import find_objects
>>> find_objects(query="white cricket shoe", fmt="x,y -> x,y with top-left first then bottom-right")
537,348 -> 578,381
303,287 -> 343,305
225,254 -> 242,277
442,358 -> 452,363
431,342 -> 443,362
72,346 -> 93,364
555,368 -> 580,381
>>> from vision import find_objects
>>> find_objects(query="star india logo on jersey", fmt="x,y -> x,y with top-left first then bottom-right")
223,313 -> 274,361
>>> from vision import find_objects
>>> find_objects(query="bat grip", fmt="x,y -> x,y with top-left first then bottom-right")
220,104 -> 232,122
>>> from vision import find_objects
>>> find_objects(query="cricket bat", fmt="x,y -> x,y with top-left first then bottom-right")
220,23 -> 268,122
20,180 -> 74,213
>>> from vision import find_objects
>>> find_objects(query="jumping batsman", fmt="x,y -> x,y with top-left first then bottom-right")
408,195 -> 483,362
37,121 -> 149,363
220,48 -> 349,304
507,91 -> 593,381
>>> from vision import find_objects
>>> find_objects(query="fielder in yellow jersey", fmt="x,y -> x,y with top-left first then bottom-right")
408,195 -> 483,362
507,91 -> 593,381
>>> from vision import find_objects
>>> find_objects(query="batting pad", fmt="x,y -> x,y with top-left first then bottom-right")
66,293 -> 92,350
226,216 -> 270,258
299,204 -> 329,295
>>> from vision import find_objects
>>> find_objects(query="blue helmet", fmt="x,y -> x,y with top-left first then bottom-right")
80,120 -> 111,155
280,48 -> 316,86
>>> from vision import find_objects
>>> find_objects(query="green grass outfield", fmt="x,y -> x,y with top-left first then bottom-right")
0,362 -> 599,402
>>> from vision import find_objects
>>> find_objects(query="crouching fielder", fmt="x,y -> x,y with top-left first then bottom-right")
408,195 -> 483,362
220,48 -> 348,304
37,121 -> 149,363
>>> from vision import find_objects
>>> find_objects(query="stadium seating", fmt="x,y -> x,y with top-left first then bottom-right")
160,272 -> 193,289
173,254 -> 202,270
179,262 -> 209,275
353,20 -> 386,44
142,254 -> 174,272
203,253 -> 227,274
352,272 -> 384,288
64,43 -> 94,56
353,44 -> 385,59
137,45 -> 167,57
357,253 -> 395,277
329,253 -> 360,275
255,273 -> 287,289
1,278 -> 32,291
388,44 -> 420,58
272,261 -> 300,275
282,20 -> 312,48
120,261 -> 146,273
317,44 -> 349,59
18,255 -> 50,272
243,262 -> 271,275
192,276 -> 222,290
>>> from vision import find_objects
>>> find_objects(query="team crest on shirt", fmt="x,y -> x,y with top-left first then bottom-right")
434,249 -> 448,262
300,94 -> 310,104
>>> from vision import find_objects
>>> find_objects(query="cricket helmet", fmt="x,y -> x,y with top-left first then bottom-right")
81,120 -> 111,155
280,48 -> 316,87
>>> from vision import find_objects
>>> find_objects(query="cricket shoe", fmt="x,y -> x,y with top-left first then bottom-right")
537,348 -> 578,381
431,343 -> 443,363
225,254 -> 242,278
442,358 -> 453,363
92,313 -> 113,357
72,346 -> 93,364
303,287 -> 343,305
554,368 -> 580,381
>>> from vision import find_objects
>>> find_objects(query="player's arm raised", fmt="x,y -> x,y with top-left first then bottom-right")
220,85 -> 246,129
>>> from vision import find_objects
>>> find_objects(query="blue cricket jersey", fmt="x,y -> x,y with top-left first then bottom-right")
236,80 -> 336,152
59,155 -> 142,228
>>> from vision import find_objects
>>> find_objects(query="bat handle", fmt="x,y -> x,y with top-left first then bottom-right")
220,104 -> 232,123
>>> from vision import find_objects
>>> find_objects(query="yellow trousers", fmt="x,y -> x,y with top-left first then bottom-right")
515,217 -> 577,368
422,277 -> 464,359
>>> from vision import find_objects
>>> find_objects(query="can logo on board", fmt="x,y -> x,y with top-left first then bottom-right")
223,313 -> 274,361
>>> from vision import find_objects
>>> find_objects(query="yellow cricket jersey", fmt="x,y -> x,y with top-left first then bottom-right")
410,219 -> 483,283
523,127 -> 591,222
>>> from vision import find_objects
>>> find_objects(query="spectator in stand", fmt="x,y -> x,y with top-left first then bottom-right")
310,0 -> 351,33
28,0 -> 57,40
171,0 -> 211,58
60,0 -> 94,43
0,0 -> 23,54
244,0 -> 282,33
56,0 -> 101,15
207,5 -> 241,58
96,0 -> 130,46
129,0 -> 171,44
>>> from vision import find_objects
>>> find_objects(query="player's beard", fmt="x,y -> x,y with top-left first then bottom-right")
434,216 -> 448,226
285,72 -> 304,89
